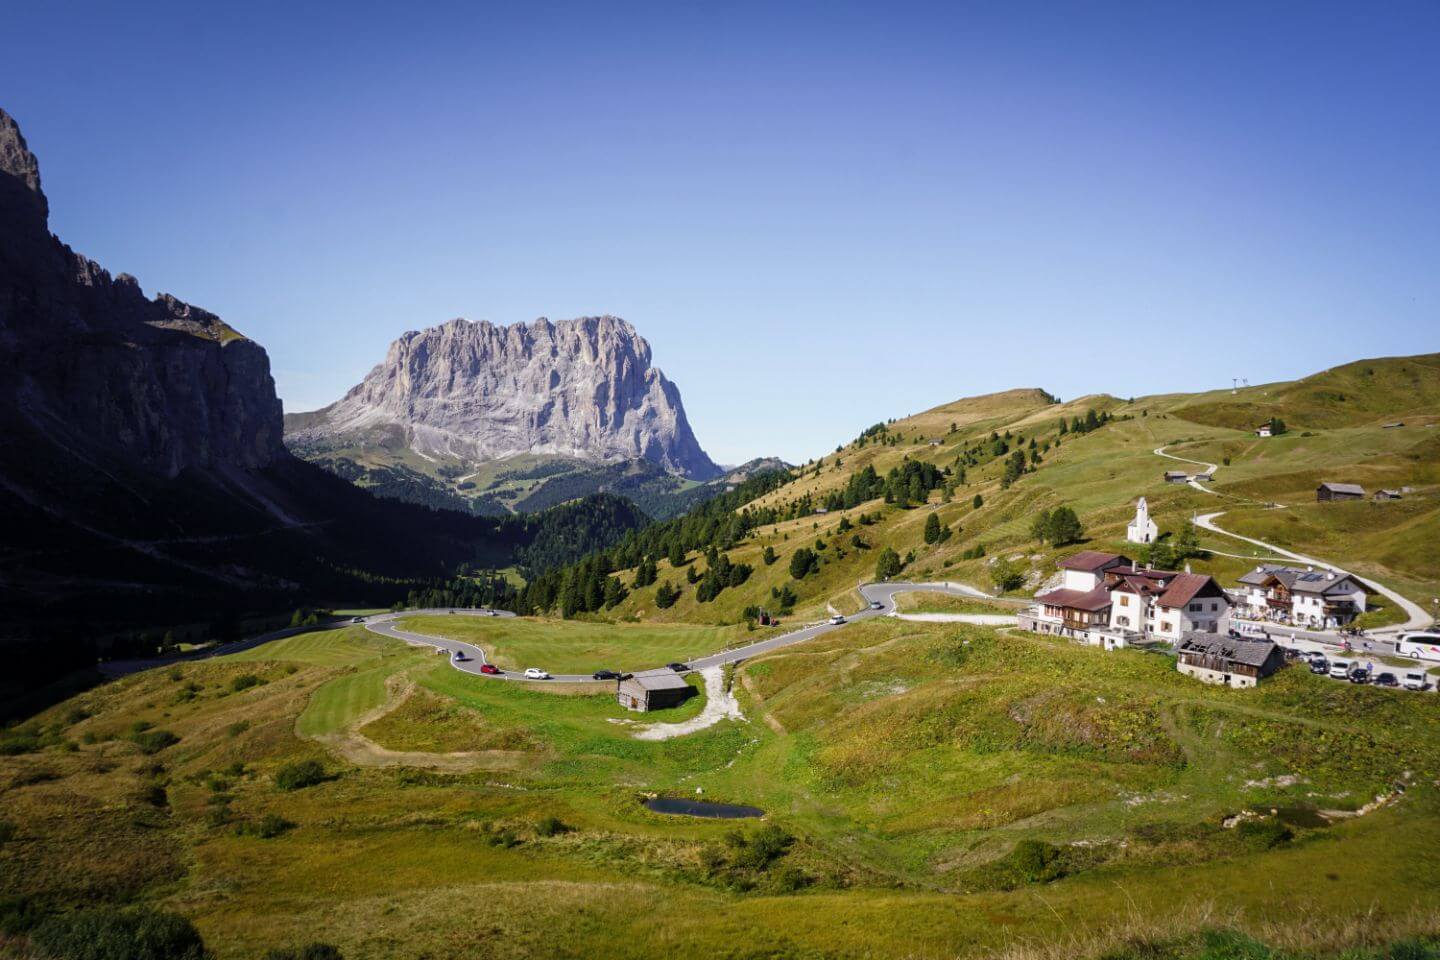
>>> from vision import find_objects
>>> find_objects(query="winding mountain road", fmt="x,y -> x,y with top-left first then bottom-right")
365,581 -> 989,684
1152,445 -> 1432,635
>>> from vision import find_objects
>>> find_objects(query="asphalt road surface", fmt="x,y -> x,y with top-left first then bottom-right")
366,583 -> 985,684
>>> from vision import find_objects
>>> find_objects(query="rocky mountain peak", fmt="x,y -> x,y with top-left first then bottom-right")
288,315 -> 721,480
0,108 -> 48,226
0,107 -> 284,477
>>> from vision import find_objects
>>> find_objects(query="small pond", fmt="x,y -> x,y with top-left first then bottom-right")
643,797 -> 764,819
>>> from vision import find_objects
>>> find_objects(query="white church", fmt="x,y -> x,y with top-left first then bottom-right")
1126,497 -> 1158,544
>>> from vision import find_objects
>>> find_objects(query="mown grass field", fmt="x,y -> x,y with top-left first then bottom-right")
4,618 -> 1440,959
395,614 -> 756,673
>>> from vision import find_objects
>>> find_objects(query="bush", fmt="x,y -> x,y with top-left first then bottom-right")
226,721 -> 251,738
0,733 -> 42,756
131,730 -> 179,755
534,815 -> 569,837
30,907 -> 207,960
231,674 -> 262,692
0,894 -> 43,935
479,822 -> 519,848
264,944 -> 344,960
0,820 -> 16,844
1235,816 -> 1293,850
63,707 -> 91,726
237,813 -> 295,839
274,759 -> 327,791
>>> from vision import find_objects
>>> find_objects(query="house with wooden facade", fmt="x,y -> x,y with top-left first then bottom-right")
1164,470 -> 1189,484
1175,633 -> 1285,688
616,670 -> 694,712
1316,482 -> 1365,501
1234,564 -> 1368,629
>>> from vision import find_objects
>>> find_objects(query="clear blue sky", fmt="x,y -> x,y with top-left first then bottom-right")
4,1 -> 1437,465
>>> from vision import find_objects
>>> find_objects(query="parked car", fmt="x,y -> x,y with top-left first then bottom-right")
352,617 -> 365,623
830,615 -> 846,625
667,662 -> 688,673
1308,658 -> 1329,675
1348,667 -> 1370,684
869,601 -> 883,610
1328,660 -> 1352,679
592,669 -> 621,681
1373,672 -> 1399,688
487,610 -> 500,617
523,667 -> 550,680
479,664 -> 500,675
452,651 -> 469,662
434,647 -> 448,656
1402,672 -> 1428,691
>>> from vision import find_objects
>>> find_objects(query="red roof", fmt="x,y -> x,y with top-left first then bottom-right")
1157,573 -> 1223,609
1036,586 -> 1113,612
1057,551 -> 1129,572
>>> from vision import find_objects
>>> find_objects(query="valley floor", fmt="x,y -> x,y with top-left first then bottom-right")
4,614 -> 1440,959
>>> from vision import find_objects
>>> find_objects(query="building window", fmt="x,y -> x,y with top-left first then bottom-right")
1161,622 -> 1173,633
1119,595 -> 1130,607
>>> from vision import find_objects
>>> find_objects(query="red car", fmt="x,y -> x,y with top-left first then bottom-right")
479,663 -> 500,675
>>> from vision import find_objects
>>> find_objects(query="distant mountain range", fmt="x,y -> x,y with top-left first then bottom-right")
0,109 -> 663,653
283,317 -> 778,517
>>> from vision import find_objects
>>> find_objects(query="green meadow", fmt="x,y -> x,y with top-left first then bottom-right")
4,616 -> 1440,959
394,614 -> 754,673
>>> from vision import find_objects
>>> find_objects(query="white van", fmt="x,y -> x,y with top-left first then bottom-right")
1328,660 -> 1352,679
1402,672 -> 1428,691
1396,633 -> 1440,662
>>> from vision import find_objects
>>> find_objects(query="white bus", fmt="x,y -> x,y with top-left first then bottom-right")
1396,632 -> 1440,662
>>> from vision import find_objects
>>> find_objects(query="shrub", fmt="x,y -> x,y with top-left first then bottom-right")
130,720 -> 153,734
0,820 -> 16,844
137,784 -> 168,808
534,815 -> 569,838
479,822 -> 519,848
237,814 -> 295,839
274,759 -> 327,791
63,707 -> 91,726
226,721 -> 251,738
0,894 -> 43,934
131,730 -> 179,755
1235,816 -> 1293,850
264,944 -> 344,960
30,907 -> 207,960
0,733 -> 41,756
231,674 -> 262,692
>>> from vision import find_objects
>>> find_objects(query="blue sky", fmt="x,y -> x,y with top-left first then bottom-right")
4,1 -> 1437,465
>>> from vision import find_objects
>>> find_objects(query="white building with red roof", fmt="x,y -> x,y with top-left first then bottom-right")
1021,551 -> 1230,649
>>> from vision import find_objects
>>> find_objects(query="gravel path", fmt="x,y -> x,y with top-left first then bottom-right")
632,666 -> 744,741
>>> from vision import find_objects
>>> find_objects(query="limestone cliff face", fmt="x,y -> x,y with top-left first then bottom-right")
0,108 -> 284,477
289,316 -> 721,480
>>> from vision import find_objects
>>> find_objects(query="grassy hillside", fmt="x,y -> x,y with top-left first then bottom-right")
567,354 -> 1438,629
3,620 -> 1439,958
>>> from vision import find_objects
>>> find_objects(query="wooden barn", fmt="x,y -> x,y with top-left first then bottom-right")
1316,482 -> 1365,502
616,670 -> 695,712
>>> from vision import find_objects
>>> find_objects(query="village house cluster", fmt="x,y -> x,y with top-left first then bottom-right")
1017,550 -> 1230,651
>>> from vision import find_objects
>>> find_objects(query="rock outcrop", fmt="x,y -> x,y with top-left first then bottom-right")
0,108 -> 284,478
288,316 -> 721,480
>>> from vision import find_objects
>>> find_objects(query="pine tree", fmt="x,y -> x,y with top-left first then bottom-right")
923,512 -> 942,545
762,545 -> 778,566
875,547 -> 902,580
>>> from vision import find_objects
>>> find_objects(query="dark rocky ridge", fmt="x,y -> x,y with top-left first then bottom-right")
0,108 -> 283,477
